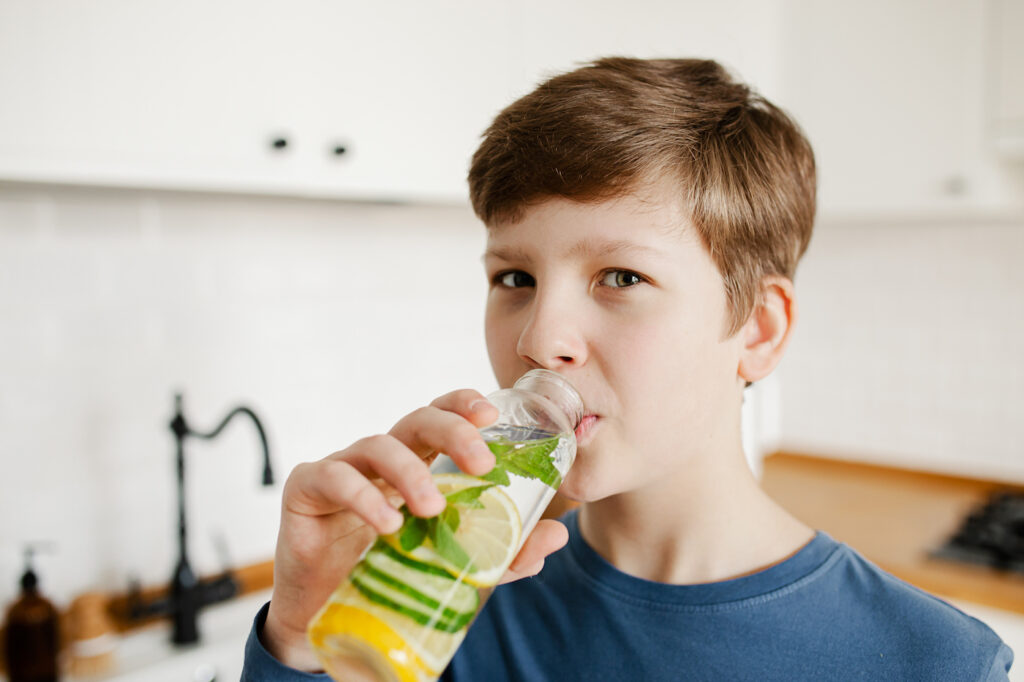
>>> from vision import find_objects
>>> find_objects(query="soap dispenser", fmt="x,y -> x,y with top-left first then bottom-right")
3,547 -> 60,682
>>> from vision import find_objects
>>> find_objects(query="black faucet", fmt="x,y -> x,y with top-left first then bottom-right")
130,394 -> 275,645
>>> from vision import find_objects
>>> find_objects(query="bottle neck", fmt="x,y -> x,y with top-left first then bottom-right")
512,369 -> 585,431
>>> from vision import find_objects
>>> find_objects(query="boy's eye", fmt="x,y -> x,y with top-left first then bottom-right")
494,270 -> 535,288
599,270 -> 645,288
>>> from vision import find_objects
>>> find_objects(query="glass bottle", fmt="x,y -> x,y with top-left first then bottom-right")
307,369 -> 584,682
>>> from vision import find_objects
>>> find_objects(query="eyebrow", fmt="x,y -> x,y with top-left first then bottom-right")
483,239 -> 666,263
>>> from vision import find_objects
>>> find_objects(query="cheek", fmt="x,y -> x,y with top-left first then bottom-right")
485,309 -> 519,381
602,318 -> 688,416
608,314 -> 728,428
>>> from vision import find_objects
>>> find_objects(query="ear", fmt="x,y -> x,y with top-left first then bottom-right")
737,275 -> 798,383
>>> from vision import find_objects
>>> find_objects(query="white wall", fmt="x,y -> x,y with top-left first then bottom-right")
0,183 -> 497,608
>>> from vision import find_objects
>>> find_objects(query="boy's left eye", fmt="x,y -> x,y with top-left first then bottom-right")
599,270 -> 645,288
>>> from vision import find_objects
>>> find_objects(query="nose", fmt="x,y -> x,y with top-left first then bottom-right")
515,291 -> 587,370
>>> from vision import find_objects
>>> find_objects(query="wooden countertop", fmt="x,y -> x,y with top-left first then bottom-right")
761,451 -> 1024,615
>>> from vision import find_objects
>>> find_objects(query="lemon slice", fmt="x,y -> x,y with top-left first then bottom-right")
310,584 -> 464,679
308,599 -> 425,682
388,473 -> 522,588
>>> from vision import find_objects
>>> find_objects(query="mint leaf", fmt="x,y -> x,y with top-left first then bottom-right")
399,513 -> 428,552
501,437 -> 562,487
428,518 -> 474,573
482,436 -> 562,488
479,464 -> 510,486
445,483 -> 494,507
440,505 -> 461,533
486,438 -> 518,458
519,435 -> 561,461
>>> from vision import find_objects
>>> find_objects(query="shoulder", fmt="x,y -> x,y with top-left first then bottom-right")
822,542 -> 1012,677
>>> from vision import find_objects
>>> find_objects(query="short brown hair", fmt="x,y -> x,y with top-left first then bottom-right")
468,57 -> 816,336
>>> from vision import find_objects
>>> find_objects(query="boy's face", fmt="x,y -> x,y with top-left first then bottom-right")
483,183 -> 748,502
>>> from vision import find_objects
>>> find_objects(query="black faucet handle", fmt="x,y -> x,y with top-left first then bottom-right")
200,531 -> 240,606
125,575 -> 170,620
199,572 -> 240,607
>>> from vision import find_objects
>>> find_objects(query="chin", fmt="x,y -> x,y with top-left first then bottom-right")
557,464 -> 615,504
555,470 -> 587,502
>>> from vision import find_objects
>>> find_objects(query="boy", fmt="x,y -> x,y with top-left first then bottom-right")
243,58 -> 1013,680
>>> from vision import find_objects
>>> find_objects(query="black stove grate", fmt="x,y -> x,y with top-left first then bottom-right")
932,490 -> 1024,574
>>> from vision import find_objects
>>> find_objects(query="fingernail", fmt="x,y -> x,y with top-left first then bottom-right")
415,482 -> 442,504
471,440 -> 494,463
469,399 -> 493,414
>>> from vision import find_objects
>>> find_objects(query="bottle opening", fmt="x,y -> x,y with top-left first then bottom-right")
512,369 -> 585,431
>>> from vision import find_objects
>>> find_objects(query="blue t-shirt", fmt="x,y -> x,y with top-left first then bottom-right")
243,511 -> 1013,681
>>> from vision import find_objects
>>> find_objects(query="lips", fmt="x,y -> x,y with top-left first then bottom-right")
574,414 -> 599,442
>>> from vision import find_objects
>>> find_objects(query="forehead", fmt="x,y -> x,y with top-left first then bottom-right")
484,189 -> 698,262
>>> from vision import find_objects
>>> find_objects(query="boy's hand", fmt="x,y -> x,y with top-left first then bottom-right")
260,389 -> 570,672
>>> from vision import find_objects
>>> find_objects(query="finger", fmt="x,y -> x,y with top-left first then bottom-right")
429,388 -> 500,429
499,519 -> 569,583
504,558 -> 546,580
285,458 -> 404,535
389,397 -> 497,476
340,435 -> 447,517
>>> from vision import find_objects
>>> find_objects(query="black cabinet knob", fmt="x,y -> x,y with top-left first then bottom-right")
332,144 -> 347,157
270,137 -> 289,151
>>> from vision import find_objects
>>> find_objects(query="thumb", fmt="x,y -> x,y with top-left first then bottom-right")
498,519 -> 568,584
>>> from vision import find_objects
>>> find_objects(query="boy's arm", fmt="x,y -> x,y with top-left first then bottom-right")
241,602 -> 328,680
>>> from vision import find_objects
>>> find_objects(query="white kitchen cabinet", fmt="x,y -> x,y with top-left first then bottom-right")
778,0 -> 1022,215
0,0 -> 787,204
504,0 -> 783,100
4,1 -> 1014,211
0,2 -> 315,195
990,0 -> 1024,157
305,1 -> 518,202
0,0 -> 517,203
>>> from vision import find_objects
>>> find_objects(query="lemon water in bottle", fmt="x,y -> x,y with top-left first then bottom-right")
307,369 -> 584,682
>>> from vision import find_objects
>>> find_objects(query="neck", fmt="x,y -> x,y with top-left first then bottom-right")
577,444 -> 813,585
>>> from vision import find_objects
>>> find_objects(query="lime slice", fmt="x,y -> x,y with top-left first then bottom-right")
361,543 -> 479,623
386,473 -> 522,588
350,559 -> 477,632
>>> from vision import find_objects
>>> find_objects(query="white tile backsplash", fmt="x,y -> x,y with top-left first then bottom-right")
778,214 -> 1024,482
0,183 -> 495,609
